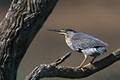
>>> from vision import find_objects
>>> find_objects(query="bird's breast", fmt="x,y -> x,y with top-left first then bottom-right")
65,37 -> 73,48
65,36 -> 79,51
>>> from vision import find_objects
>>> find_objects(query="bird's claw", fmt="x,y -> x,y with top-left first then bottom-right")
76,66 -> 85,72
84,63 -> 92,67
80,67 -> 85,72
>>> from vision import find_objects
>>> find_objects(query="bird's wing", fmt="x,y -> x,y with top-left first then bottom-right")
71,33 -> 108,50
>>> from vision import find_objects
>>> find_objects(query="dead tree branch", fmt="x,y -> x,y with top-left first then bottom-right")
26,49 -> 120,80
0,0 -> 58,80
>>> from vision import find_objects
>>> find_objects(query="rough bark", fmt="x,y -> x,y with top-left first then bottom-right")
0,0 -> 58,80
26,49 -> 120,80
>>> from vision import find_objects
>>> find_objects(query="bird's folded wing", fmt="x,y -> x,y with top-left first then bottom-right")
71,33 -> 108,50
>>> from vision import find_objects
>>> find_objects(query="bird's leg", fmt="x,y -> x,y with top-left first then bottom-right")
90,56 -> 96,64
77,55 -> 88,69
84,57 -> 96,67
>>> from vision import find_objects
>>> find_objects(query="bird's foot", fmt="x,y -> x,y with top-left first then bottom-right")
80,67 -> 85,72
84,63 -> 92,67
76,66 -> 85,72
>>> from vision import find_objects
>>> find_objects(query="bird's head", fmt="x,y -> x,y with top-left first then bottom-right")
48,29 -> 76,35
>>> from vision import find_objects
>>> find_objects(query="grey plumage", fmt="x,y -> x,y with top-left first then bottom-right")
65,32 -> 107,55
48,29 -> 108,68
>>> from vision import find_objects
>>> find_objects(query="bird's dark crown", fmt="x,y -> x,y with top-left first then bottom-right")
61,29 -> 76,33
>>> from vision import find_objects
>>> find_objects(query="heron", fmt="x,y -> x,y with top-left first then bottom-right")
48,29 -> 107,70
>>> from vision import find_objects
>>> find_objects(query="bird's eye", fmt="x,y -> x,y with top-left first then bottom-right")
60,30 -> 67,33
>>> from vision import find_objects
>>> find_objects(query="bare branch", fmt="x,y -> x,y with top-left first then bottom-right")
26,49 -> 120,80
51,52 -> 72,66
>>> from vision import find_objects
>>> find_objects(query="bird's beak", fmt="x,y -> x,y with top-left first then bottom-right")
48,29 -> 60,32
48,29 -> 66,35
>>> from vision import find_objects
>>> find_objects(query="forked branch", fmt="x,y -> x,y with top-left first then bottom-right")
26,49 -> 120,80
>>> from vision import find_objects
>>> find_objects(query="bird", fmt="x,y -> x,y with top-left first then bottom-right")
48,29 -> 108,69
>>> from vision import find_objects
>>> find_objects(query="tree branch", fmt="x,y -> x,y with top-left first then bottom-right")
26,49 -> 120,80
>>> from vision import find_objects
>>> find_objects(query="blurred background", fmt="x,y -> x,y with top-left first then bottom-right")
0,0 -> 120,80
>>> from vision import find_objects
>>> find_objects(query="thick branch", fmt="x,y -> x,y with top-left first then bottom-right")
0,0 -> 58,80
26,49 -> 120,80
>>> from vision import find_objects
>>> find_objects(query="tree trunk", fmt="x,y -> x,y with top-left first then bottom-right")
0,0 -> 58,80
